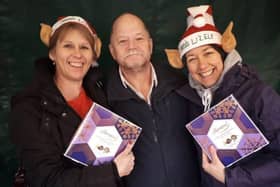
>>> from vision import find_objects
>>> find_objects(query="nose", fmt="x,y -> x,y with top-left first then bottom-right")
128,39 -> 136,49
197,56 -> 208,70
73,47 -> 82,58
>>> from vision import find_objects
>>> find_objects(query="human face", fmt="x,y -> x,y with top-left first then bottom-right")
109,14 -> 153,72
185,45 -> 224,88
49,29 -> 94,83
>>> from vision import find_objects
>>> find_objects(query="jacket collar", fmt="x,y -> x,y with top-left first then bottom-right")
119,63 -> 158,89
107,61 -> 186,103
118,63 -> 158,105
12,57 -> 105,109
176,83 -> 202,106
177,62 -> 260,106
188,50 -> 242,98
187,50 -> 242,110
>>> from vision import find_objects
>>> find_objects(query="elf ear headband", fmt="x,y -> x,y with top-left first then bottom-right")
40,16 -> 102,59
166,21 -> 237,69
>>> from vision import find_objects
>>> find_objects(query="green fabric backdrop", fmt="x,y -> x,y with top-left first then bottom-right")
1,0 -> 279,186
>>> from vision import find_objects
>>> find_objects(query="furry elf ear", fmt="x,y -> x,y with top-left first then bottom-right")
95,37 -> 102,59
40,23 -> 52,46
165,49 -> 184,69
221,21 -> 237,53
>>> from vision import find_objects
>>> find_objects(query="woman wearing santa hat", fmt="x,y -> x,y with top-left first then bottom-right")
167,5 -> 280,187
10,16 -> 134,187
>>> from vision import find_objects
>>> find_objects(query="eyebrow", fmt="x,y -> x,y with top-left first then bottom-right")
135,32 -> 145,36
202,46 -> 214,52
60,40 -> 90,45
187,46 -> 214,57
116,32 -> 147,38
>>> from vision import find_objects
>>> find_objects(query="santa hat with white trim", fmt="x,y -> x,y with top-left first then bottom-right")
51,16 -> 97,37
178,5 -> 222,59
166,5 -> 236,69
40,16 -> 102,59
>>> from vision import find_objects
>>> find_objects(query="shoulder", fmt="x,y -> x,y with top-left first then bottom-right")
9,86 -> 44,144
11,57 -> 56,110
104,65 -> 122,93
84,66 -> 105,89
11,79 -> 43,112
239,64 -> 271,93
153,61 -> 187,89
85,66 -> 104,80
84,66 -> 108,106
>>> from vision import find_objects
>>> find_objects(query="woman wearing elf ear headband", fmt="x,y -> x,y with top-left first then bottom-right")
167,5 -> 280,187
10,16 -> 134,187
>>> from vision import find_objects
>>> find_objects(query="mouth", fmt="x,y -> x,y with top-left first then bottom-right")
199,68 -> 214,78
125,50 -> 142,58
68,61 -> 84,68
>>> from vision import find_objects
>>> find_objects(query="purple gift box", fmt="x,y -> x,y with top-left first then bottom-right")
186,94 -> 269,167
64,103 -> 141,166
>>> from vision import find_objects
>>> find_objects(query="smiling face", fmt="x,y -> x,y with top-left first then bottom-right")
109,14 -> 153,72
49,28 -> 94,84
185,45 -> 224,88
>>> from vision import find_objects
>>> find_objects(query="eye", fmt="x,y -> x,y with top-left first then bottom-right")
80,45 -> 90,50
204,48 -> 217,56
118,39 -> 127,45
205,51 -> 214,56
136,37 -> 144,41
63,43 -> 73,48
187,57 -> 197,64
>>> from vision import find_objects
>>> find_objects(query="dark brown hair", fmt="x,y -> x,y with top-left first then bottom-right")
211,44 -> 227,61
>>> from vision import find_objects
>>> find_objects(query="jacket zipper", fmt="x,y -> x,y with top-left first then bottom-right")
148,104 -> 158,143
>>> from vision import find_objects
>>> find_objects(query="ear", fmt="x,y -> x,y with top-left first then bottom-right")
221,21 -> 237,53
149,38 -> 153,54
95,37 -> 102,59
40,23 -> 52,46
49,50 -> 55,61
108,43 -> 116,60
164,49 -> 184,69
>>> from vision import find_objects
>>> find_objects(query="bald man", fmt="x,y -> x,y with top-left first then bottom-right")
106,13 -> 200,187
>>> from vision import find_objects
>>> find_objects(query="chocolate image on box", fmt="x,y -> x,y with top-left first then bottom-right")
64,103 -> 142,166
186,94 -> 269,167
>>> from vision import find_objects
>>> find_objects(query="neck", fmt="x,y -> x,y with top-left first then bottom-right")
54,76 -> 83,101
121,63 -> 152,100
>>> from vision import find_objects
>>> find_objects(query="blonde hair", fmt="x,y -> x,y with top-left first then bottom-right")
49,22 -> 97,59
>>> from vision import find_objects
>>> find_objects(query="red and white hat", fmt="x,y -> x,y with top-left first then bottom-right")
178,5 -> 222,58
51,16 -> 97,37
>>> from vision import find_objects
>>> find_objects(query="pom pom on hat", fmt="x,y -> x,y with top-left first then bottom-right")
178,5 -> 222,59
167,5 -> 237,69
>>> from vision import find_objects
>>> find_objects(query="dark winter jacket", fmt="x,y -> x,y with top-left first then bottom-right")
9,58 -> 121,187
177,63 -> 280,187
106,62 -> 201,187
